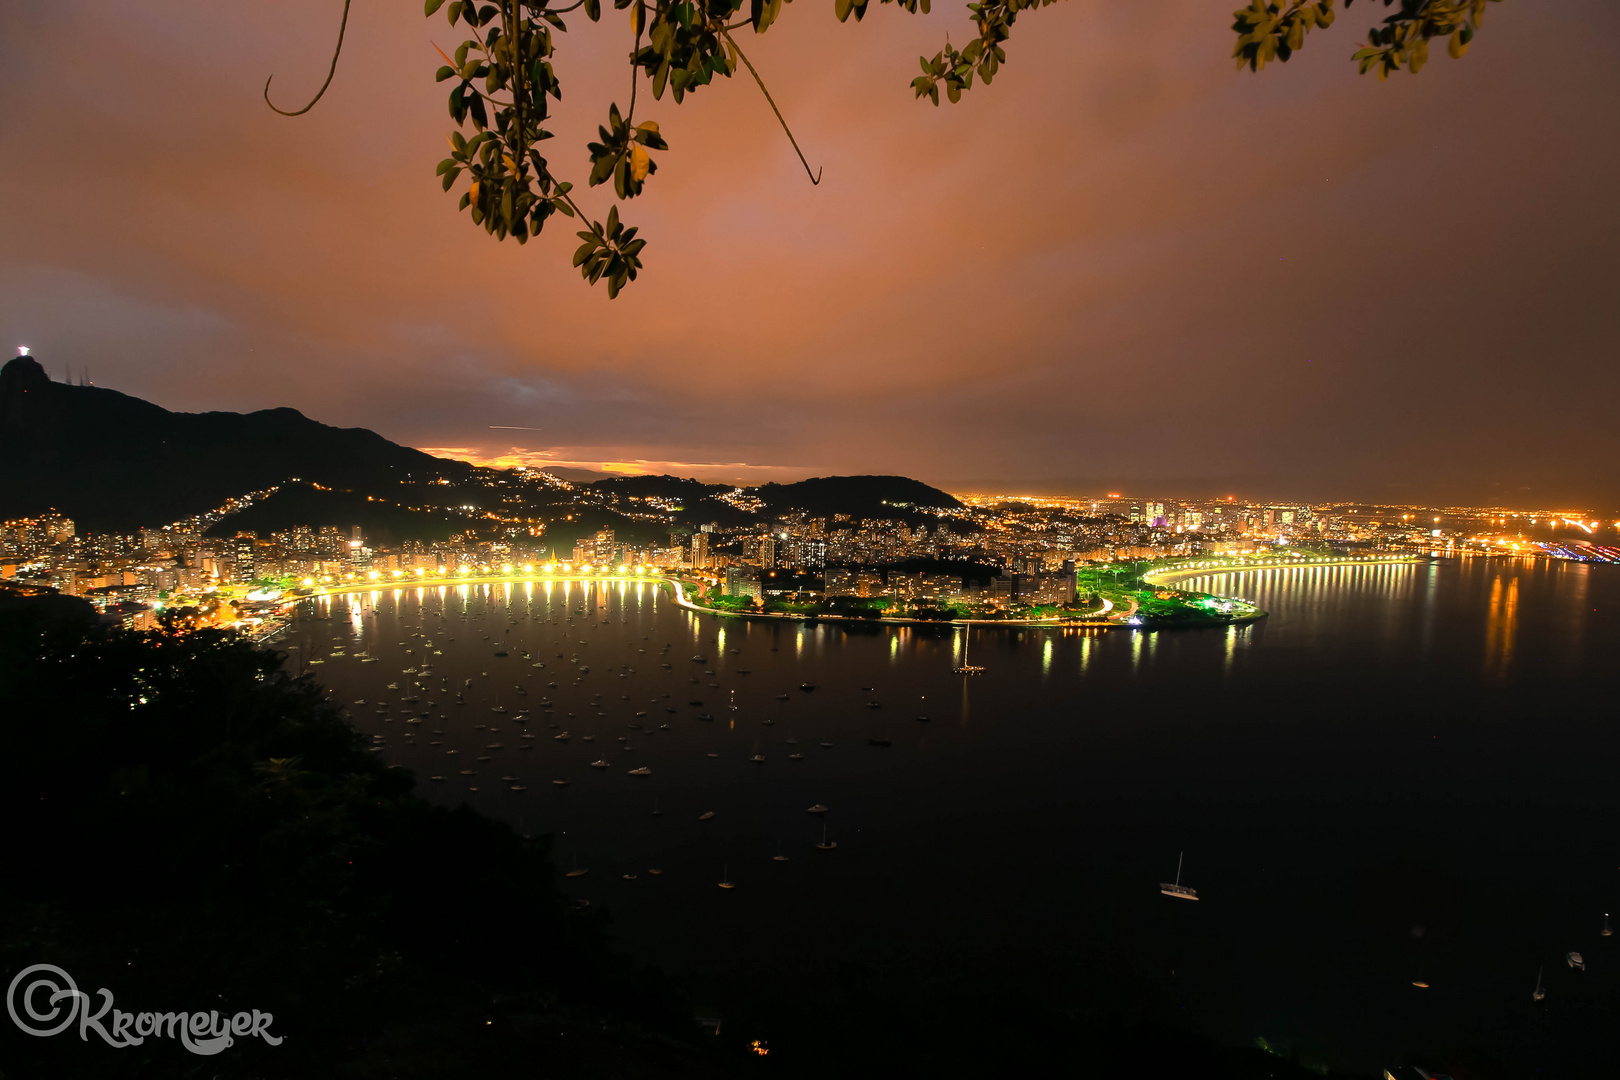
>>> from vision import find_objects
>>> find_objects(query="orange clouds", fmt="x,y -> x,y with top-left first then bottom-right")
2,1 -> 1619,502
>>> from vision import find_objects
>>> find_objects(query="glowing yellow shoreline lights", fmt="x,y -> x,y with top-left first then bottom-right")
297,561 -> 663,594
1140,551 -> 1420,588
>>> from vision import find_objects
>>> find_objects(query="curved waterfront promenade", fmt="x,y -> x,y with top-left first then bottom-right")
1141,552 -> 1425,589
285,572 -> 1101,628
295,570 -> 669,601
278,560 -> 1349,631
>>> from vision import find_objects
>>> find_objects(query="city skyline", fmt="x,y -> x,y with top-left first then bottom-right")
12,347 -> 1620,510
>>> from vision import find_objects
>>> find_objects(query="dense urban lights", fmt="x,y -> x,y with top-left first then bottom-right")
11,482 -> 1614,642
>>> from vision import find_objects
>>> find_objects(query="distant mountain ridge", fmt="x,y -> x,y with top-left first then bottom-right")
753,475 -> 962,517
588,473 -> 962,526
1,355 -> 963,536
0,355 -> 471,532
591,474 -> 729,500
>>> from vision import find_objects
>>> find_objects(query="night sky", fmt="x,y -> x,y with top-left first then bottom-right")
2,1 -> 1616,503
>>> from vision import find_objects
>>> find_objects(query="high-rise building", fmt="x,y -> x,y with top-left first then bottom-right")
758,536 -> 775,568
691,533 -> 709,569
723,566 -> 759,599
576,528 -> 616,566
824,568 -> 857,597
346,526 -> 372,572
43,514 -> 74,544
232,541 -> 256,582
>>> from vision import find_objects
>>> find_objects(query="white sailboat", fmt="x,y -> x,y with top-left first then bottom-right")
953,628 -> 985,675
1159,851 -> 1198,900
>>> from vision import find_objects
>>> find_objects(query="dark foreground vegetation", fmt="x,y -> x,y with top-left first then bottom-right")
0,590 -> 699,1079
1,588 -> 1360,1078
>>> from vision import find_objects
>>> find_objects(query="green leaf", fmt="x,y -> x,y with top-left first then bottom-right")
425,0 -> 447,15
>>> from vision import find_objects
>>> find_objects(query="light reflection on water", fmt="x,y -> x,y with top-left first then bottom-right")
292,560 -> 1620,1071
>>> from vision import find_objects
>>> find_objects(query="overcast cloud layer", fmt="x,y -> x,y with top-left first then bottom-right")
2,1 -> 1616,504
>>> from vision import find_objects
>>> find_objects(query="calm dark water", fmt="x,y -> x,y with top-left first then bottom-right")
291,558 -> 1620,1073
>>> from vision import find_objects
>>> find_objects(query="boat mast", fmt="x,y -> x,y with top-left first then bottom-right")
1175,851 -> 1183,886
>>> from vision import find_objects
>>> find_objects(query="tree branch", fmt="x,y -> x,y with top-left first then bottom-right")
720,29 -> 822,186
264,0 -> 353,117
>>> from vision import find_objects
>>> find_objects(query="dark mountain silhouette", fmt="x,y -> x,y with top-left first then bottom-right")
753,475 -> 963,519
0,355 -> 472,532
590,474 -> 729,500
200,481 -> 473,547
593,474 -> 963,523
540,466 -> 617,484
589,475 -> 754,532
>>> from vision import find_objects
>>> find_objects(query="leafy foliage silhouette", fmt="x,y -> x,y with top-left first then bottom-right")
264,0 -> 1507,297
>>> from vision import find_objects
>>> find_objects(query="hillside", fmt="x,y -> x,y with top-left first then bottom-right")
0,357 -> 968,539
0,355 -> 472,531
201,482 -> 476,546
752,475 -> 963,519
590,474 -> 730,501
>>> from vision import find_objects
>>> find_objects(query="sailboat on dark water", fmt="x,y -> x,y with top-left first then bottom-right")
1159,851 -> 1198,900
953,627 -> 985,675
